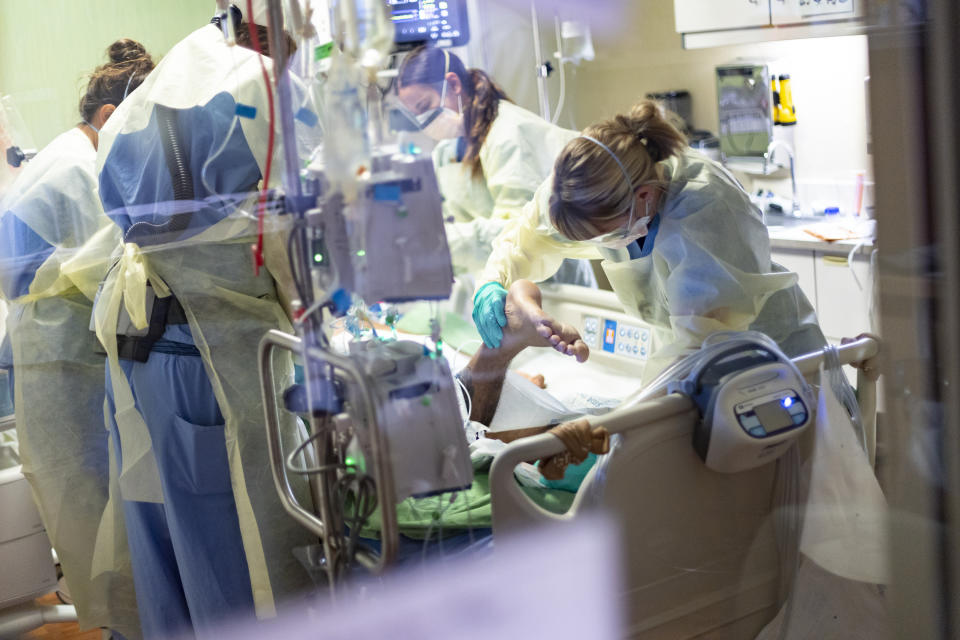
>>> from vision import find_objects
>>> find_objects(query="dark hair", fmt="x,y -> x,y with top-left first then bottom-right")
398,45 -> 510,179
550,99 -> 688,241
79,39 -> 155,123
235,20 -> 297,58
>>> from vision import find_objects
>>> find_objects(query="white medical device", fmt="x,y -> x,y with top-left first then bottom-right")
307,148 -> 455,305
670,341 -> 814,474
347,339 -> 472,502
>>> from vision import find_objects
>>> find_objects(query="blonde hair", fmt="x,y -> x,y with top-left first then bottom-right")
550,100 -> 688,241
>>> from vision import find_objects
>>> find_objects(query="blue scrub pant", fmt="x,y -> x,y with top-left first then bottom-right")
105,331 -> 254,639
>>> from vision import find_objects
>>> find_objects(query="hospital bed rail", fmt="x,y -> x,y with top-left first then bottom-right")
489,336 -> 880,638
489,335 -> 880,533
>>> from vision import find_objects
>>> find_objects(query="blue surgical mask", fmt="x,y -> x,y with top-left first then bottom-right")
83,120 -> 100,133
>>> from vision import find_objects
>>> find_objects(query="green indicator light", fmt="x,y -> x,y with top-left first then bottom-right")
313,253 -> 324,263
345,456 -> 356,466
421,396 -> 432,407
356,249 -> 366,258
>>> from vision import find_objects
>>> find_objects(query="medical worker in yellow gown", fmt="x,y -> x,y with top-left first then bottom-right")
473,100 -> 824,380
0,39 -> 154,639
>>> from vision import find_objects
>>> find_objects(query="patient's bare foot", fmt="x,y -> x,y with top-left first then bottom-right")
517,371 -> 547,389
501,280 -> 589,363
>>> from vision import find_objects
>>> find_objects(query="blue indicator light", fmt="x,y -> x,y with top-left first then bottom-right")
782,396 -> 793,408
602,319 -> 617,354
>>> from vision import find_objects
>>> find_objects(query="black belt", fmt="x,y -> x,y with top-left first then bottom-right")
113,295 -> 189,363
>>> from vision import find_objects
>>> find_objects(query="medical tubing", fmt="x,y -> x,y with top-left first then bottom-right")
550,13 -> 566,125
530,1 -> 550,122
246,0 -> 275,275
455,375 -> 473,421
286,428 -> 348,475
847,240 -> 867,291
686,342 -> 779,396
336,471 -> 377,576
265,0 -> 303,201
201,31 -> 246,198
422,495 -> 442,562
125,105 -> 194,244
450,338 -> 482,371
286,219 -> 311,308
421,492 -> 458,562
868,248 -> 878,329
159,106 -> 193,202
823,343 -> 866,450
461,483 -> 476,546
200,116 -> 241,198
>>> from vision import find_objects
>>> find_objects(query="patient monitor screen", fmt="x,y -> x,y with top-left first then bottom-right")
390,0 -> 470,48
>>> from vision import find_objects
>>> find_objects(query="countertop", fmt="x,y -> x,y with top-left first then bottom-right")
766,222 -> 876,256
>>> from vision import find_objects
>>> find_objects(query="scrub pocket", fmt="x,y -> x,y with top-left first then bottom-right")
169,415 -> 233,494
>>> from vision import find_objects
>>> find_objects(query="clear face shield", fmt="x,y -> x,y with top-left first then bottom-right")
586,196 -> 652,250
414,50 -> 464,141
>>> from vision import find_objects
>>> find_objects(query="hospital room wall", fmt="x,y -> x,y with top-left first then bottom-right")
0,0 -> 213,149
471,0 -> 872,201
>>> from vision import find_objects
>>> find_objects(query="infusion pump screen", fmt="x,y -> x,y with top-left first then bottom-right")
390,0 -> 469,48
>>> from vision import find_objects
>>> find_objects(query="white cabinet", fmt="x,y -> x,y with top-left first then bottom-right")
772,246 -> 874,343
675,0 -> 866,48
772,246 -> 873,342
673,0 -> 771,33
771,0 -> 864,24
771,248 -> 818,311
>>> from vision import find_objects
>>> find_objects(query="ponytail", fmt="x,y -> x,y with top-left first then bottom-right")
615,100 -> 687,164
462,68 -> 509,179
549,99 -> 687,241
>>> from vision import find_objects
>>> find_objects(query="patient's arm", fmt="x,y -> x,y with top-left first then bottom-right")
459,280 -> 590,424
459,342 -> 520,425
458,280 -> 583,424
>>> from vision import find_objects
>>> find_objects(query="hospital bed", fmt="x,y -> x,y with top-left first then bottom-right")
488,284 -> 881,639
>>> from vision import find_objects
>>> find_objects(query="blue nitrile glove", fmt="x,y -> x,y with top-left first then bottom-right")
472,281 -> 508,348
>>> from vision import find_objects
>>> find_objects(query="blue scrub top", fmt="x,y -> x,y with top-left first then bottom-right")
626,213 -> 661,260
0,209 -> 55,300
99,91 -> 262,243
